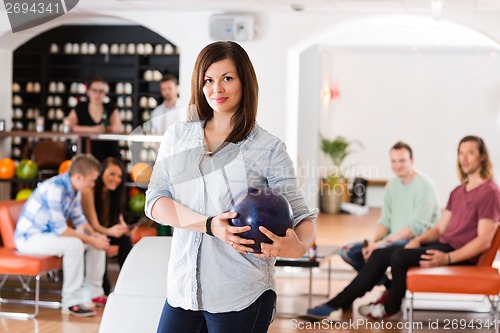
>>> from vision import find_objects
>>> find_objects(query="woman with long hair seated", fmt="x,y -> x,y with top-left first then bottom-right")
82,157 -> 133,294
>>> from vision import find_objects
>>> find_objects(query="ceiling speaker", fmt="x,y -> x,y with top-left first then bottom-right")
209,14 -> 255,42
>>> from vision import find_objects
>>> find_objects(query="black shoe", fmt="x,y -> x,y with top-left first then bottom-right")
61,304 -> 96,317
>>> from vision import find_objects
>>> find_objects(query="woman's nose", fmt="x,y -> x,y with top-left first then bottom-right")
213,81 -> 223,93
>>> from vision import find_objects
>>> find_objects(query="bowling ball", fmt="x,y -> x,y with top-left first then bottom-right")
128,187 -> 140,198
16,188 -> 33,201
128,193 -> 146,213
58,160 -> 71,174
131,162 -> 152,183
0,158 -> 16,179
229,187 -> 294,253
16,159 -> 38,180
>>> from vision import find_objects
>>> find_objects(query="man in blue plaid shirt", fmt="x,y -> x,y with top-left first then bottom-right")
15,154 -> 110,317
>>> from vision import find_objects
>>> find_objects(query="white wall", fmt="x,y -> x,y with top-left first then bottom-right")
296,46 -> 324,208
318,47 -> 500,206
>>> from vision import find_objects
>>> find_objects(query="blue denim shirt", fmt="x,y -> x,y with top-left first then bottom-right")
14,173 -> 87,244
145,121 -> 317,313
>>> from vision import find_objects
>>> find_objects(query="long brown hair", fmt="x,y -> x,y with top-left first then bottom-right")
94,157 -> 125,227
190,41 -> 258,144
457,135 -> 493,182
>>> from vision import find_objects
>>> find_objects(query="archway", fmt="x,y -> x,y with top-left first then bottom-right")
288,14 -> 500,209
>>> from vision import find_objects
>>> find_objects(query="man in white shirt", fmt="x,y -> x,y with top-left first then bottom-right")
150,74 -> 185,135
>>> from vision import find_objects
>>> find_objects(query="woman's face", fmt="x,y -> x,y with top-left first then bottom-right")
202,58 -> 242,116
87,81 -> 108,104
102,163 -> 123,191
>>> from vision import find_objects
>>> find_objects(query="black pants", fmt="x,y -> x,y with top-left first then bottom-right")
327,242 -> 468,314
103,234 -> 133,295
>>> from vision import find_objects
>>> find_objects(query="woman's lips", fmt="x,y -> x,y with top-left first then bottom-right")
212,97 -> 228,103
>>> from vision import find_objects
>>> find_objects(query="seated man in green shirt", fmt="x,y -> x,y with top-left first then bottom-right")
308,141 -> 440,320
307,136 -> 499,321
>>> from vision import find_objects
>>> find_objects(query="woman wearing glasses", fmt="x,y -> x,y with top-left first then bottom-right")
68,76 -> 122,162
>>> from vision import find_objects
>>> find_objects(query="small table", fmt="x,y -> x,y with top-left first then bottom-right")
275,245 -> 339,309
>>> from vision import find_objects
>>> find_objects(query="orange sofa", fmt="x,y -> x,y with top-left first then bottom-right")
0,200 -> 63,319
406,225 -> 500,333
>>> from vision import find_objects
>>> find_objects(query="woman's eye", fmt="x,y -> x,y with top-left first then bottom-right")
204,79 -> 212,84
224,76 -> 233,81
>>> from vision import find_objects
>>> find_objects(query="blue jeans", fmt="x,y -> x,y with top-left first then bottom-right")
156,290 -> 276,333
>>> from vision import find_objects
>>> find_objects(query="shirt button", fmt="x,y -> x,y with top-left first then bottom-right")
199,209 -> 203,212
196,238 -> 200,242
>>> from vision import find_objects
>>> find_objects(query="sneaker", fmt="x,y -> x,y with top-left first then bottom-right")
358,303 -> 399,320
61,304 -> 96,317
306,304 -> 342,321
91,295 -> 108,307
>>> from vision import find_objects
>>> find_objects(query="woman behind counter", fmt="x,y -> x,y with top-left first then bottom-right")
81,157 -> 132,295
67,77 -> 122,162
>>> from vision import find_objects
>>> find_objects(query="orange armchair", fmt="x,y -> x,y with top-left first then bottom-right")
406,225 -> 500,333
0,200 -> 63,319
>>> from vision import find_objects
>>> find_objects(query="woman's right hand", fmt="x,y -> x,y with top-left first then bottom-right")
108,224 -> 129,238
93,125 -> 105,134
211,212 -> 255,254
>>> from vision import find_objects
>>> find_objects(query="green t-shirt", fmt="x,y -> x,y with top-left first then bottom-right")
377,173 -> 440,237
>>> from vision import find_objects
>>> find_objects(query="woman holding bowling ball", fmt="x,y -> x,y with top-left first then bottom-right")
145,41 -> 317,333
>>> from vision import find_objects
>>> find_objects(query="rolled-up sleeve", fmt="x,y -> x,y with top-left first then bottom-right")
265,140 -> 317,227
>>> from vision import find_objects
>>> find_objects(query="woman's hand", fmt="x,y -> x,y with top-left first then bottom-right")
255,227 -> 306,259
211,212 -> 255,254
93,125 -> 105,134
108,224 -> 129,238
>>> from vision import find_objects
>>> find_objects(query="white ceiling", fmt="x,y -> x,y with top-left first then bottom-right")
56,0 -> 500,13
1,0 -> 498,49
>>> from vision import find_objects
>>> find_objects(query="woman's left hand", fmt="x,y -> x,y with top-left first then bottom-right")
254,227 -> 306,259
